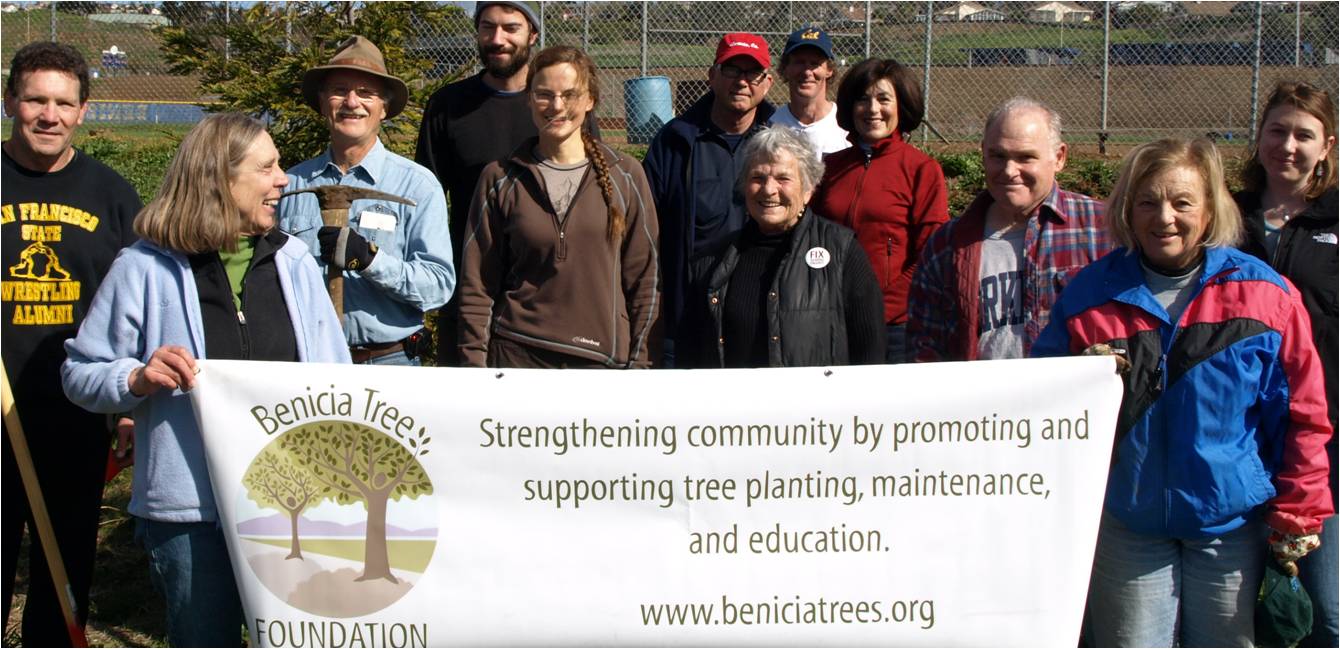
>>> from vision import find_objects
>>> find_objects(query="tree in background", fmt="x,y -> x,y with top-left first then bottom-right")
280,422 -> 433,583
156,1 -> 461,166
242,448 -> 330,560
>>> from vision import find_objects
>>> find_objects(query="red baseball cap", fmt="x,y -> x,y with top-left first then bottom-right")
714,32 -> 770,69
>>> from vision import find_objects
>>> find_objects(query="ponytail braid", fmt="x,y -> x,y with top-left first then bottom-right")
582,129 -> 625,244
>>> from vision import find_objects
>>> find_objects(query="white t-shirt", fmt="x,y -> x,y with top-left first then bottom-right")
772,103 -> 851,159
976,225 -> 1027,360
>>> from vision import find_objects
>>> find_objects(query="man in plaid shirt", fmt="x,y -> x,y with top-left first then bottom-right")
907,97 -> 1111,362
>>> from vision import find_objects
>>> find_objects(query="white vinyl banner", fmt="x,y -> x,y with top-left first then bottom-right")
189,357 -> 1123,647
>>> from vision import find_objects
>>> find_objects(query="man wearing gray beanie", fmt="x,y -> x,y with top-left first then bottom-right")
416,0 -> 596,366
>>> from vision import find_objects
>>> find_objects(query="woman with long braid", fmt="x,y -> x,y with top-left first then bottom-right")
458,45 -> 660,368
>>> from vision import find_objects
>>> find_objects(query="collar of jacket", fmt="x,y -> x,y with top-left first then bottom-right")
1302,187 -> 1339,223
845,129 -> 909,152
957,184 -> 1071,236
671,91 -> 777,139
139,229 -> 303,269
304,137 -> 389,185
504,135 -> 627,168
1105,245 -> 1239,320
1237,186 -> 1337,225
725,207 -> 817,260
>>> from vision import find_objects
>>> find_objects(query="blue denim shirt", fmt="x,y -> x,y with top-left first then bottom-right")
278,138 -> 455,346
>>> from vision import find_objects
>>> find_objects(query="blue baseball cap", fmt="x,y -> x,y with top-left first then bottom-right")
783,26 -> 834,60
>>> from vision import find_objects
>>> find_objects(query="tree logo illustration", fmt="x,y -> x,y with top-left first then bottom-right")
236,420 -> 437,617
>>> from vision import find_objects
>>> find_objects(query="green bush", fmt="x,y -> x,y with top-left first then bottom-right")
77,127 -> 184,204
931,152 -> 986,215
1057,157 -> 1119,201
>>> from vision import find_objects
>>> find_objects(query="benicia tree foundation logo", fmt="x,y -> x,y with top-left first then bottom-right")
235,417 -> 436,618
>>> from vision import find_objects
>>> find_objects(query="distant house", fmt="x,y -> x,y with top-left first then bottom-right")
836,2 -> 870,26
89,13 -> 170,28
1114,1 -> 1179,13
935,1 -> 1007,22
1028,1 -> 1094,23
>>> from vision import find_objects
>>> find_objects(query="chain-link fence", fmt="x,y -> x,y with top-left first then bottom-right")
3,1 -> 1336,145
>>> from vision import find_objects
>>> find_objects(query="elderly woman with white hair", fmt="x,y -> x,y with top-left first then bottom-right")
678,125 -> 884,368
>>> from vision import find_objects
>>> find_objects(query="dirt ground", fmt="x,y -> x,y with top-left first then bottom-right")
89,64 -> 1334,146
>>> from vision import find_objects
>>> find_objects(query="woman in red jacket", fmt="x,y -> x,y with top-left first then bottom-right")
811,58 -> 949,363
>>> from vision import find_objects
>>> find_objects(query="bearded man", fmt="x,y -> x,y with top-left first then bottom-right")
415,1 -> 596,365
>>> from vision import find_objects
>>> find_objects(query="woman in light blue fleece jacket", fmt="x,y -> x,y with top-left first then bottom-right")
62,113 -> 349,647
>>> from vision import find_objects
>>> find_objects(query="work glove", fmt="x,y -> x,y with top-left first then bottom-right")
1081,343 -> 1131,375
318,226 -> 378,271
1269,529 -> 1321,577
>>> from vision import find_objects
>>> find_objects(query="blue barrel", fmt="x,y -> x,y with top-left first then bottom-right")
623,76 -> 673,145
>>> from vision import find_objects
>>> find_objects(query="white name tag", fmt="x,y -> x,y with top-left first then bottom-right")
359,210 -> 397,232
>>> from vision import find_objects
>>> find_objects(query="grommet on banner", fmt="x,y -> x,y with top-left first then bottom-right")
824,369 -> 833,377
495,372 -> 505,379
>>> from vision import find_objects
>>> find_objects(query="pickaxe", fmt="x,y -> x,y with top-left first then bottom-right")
280,186 -> 416,320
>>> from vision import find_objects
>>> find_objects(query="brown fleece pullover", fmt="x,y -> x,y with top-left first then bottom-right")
458,138 -> 660,368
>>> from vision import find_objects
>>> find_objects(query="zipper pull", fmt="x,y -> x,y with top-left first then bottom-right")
237,310 -> 247,325
558,230 -> 568,261
886,237 -> 893,256
1153,354 -> 1166,395
864,151 -> 872,169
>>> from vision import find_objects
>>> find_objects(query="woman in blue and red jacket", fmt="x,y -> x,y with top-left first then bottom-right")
810,58 -> 949,363
1034,138 -> 1333,647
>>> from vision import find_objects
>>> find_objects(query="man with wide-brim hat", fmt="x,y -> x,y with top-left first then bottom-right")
279,35 -> 455,367
301,35 -> 409,120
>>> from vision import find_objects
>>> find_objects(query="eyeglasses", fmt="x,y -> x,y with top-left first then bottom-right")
716,64 -> 769,85
323,85 -> 384,101
531,89 -> 585,107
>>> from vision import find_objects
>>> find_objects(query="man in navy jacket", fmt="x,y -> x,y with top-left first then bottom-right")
644,32 -> 776,367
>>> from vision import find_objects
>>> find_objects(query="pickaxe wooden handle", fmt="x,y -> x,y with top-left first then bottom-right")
279,186 -> 417,322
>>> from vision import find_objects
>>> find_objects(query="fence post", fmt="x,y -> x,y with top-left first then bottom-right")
225,2 -> 231,64
1100,1 -> 1110,153
49,2 -> 55,42
922,0 -> 932,145
640,1 -> 648,77
285,2 -> 293,55
582,2 -> 589,52
1250,1 -> 1263,145
864,1 -> 872,59
1295,0 -> 1301,66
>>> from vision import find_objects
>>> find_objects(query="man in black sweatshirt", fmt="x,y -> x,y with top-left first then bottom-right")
2,41 -> 140,645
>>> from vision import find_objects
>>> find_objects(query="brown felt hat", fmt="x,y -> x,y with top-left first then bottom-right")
302,35 -> 409,119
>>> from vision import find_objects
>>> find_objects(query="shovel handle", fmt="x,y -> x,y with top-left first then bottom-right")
1,364 -> 89,647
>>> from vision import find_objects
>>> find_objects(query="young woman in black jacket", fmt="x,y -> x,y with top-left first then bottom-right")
1235,80 -> 1337,648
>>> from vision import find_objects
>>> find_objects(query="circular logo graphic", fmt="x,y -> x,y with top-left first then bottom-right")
235,420 -> 437,617
805,246 -> 831,269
